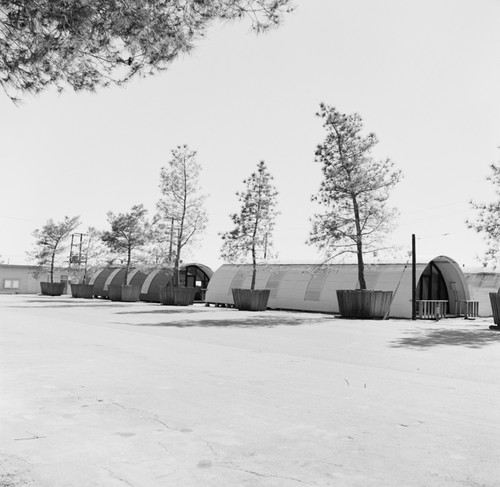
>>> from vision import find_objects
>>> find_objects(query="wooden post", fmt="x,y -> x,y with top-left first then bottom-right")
412,234 -> 416,321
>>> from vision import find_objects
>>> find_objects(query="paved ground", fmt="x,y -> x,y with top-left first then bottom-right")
1,294 -> 500,486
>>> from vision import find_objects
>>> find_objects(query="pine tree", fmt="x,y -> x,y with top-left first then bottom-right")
468,163 -> 500,267
309,103 -> 402,289
28,216 -> 80,282
0,0 -> 292,101
221,161 -> 278,290
156,145 -> 207,286
101,204 -> 149,284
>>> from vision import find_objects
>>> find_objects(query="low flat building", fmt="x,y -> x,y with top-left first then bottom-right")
0,264 -> 70,294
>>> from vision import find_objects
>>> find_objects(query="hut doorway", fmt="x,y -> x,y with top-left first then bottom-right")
179,265 -> 212,300
416,261 -> 449,302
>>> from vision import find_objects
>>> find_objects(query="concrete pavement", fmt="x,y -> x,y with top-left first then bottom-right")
1,295 -> 499,486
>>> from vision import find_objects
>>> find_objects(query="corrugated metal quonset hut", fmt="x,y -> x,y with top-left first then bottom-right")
90,268 -> 149,298
88,267 -> 118,298
141,264 -> 213,302
463,268 -> 500,316
205,256 -> 470,318
90,263 -> 213,301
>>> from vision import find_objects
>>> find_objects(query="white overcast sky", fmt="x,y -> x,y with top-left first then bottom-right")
2,0 -> 500,271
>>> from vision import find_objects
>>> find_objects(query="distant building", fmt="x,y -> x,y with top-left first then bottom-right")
0,264 -> 70,294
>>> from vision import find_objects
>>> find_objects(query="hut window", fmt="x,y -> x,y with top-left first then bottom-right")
266,271 -> 287,298
195,269 -> 210,289
305,272 -> 328,301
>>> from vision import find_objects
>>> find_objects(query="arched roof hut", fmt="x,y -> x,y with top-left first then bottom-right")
140,268 -> 174,302
89,267 -> 121,298
463,268 -> 500,316
140,263 -> 213,302
91,263 -> 213,302
205,256 -> 470,318
90,268 -> 148,298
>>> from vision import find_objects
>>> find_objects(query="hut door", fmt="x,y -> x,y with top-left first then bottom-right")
416,262 -> 449,302
181,266 -> 197,288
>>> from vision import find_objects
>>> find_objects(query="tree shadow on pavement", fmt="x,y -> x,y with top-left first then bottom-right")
7,299 -> 128,308
391,326 -> 500,349
122,314 -> 334,328
116,308 -> 203,315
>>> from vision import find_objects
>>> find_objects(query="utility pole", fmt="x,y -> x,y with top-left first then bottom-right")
412,234 -> 416,321
82,233 -> 92,283
69,233 -> 88,266
78,233 -> 83,265
69,234 -> 75,264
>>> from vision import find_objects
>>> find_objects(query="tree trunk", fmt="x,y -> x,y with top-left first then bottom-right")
250,183 -> 262,292
173,226 -> 182,287
352,195 -> 366,290
124,246 -> 131,285
173,251 -> 180,287
168,217 -> 174,263
50,251 -> 55,283
251,241 -> 257,291
172,160 -> 188,289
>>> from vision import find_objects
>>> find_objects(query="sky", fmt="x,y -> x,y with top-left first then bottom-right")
2,0 -> 500,272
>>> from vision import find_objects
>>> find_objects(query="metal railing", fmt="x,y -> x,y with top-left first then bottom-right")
416,300 -> 448,320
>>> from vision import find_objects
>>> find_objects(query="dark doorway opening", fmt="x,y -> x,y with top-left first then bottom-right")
417,261 -> 449,302
179,265 -> 211,300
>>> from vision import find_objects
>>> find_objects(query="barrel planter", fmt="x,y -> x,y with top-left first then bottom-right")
232,288 -> 270,312
108,285 -> 123,302
489,293 -> 500,330
120,285 -> 141,302
336,290 -> 393,319
70,284 -> 94,299
40,282 -> 66,296
108,284 -> 141,302
159,286 -> 196,306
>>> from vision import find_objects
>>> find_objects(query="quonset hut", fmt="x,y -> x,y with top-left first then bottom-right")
89,267 -> 121,298
90,268 -> 148,299
205,256 -> 471,318
140,264 -> 213,302
463,267 -> 500,316
90,263 -> 213,302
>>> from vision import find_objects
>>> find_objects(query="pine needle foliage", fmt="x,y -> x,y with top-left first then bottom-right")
156,144 -> 207,286
101,204 -> 149,284
220,160 -> 278,290
468,163 -> 500,267
309,103 -> 402,290
0,0 -> 293,101
28,215 -> 80,282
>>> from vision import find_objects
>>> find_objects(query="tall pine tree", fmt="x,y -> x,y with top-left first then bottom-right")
221,161 -> 278,290
310,104 -> 402,289
156,145 -> 207,286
